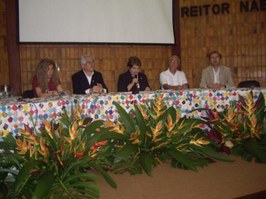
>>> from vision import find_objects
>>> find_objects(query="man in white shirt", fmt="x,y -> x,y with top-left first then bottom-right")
160,55 -> 189,90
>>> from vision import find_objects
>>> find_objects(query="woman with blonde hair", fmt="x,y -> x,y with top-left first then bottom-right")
32,58 -> 63,97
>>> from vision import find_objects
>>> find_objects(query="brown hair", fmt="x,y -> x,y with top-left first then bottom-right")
127,56 -> 142,68
35,58 -> 60,92
207,51 -> 222,60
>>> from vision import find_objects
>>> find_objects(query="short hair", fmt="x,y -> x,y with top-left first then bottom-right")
127,56 -> 141,68
207,51 -> 222,60
80,55 -> 94,65
169,55 -> 180,65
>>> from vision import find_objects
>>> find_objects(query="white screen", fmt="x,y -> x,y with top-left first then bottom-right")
18,0 -> 174,44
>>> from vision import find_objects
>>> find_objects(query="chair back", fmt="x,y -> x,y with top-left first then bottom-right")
22,90 -> 35,99
237,80 -> 260,88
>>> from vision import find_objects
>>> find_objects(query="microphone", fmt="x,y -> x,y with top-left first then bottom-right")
134,75 -> 140,89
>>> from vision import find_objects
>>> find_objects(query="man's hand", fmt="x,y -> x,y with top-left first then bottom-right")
92,83 -> 103,93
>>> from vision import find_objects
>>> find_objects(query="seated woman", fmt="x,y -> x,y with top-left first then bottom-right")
117,56 -> 151,93
32,58 -> 63,97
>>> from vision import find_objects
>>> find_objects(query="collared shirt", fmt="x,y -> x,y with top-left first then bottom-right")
159,69 -> 188,89
212,67 -> 220,83
83,70 -> 107,94
83,70 -> 94,85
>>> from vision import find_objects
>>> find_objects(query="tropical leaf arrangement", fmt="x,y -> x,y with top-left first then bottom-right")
0,91 -> 265,198
94,94 -> 231,175
200,91 -> 266,163
0,107 -> 116,199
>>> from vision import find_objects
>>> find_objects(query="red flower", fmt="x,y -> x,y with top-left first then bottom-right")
75,151 -> 84,158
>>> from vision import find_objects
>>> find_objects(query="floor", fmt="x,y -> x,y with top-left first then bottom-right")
98,157 -> 266,199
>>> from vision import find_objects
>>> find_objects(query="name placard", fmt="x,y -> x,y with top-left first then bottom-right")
181,0 -> 266,17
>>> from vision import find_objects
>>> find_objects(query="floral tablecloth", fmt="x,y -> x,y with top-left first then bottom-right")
0,88 -> 265,136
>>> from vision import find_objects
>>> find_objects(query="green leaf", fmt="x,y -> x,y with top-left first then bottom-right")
244,139 -> 266,163
139,152 -> 153,176
115,144 -> 138,160
134,105 -> 147,141
63,157 -> 92,178
0,154 -> 24,170
89,162 -> 117,189
190,145 -> 232,162
98,130 -> 125,141
162,107 -> 176,121
167,149 -> 198,171
2,133 -> 17,144
14,160 -> 41,195
59,109 -> 72,126
83,121 -> 111,151
64,173 -> 98,183
113,101 -> 136,134
0,168 -> 19,176
84,120 -> 105,137
0,139 -> 17,151
254,92 -> 265,125
32,171 -> 55,199
68,181 -> 99,198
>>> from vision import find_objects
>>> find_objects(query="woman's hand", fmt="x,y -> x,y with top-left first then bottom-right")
48,91 -> 58,96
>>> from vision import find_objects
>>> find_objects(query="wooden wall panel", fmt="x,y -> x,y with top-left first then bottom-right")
19,45 -> 172,92
179,0 -> 266,88
0,0 -> 8,86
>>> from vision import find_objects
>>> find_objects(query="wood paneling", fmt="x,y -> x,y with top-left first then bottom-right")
179,0 -> 266,88
0,0 -> 8,87
19,45 -> 172,92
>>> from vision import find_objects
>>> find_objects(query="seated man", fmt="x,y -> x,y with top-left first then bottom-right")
160,55 -> 188,90
72,55 -> 108,94
200,51 -> 234,89
117,56 -> 151,93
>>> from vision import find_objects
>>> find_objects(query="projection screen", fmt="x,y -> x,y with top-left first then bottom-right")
18,0 -> 174,44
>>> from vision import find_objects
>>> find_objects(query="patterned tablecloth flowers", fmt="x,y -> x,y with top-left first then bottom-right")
0,88 -> 265,136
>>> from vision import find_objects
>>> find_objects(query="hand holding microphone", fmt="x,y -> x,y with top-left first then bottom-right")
128,74 -> 140,92
133,75 -> 140,89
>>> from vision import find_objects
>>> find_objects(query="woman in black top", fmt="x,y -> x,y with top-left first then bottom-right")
117,56 -> 151,93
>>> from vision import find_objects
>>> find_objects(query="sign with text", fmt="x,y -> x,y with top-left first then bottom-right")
181,0 -> 266,17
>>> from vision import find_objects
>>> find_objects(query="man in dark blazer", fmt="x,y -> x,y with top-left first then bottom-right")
72,55 -> 108,94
